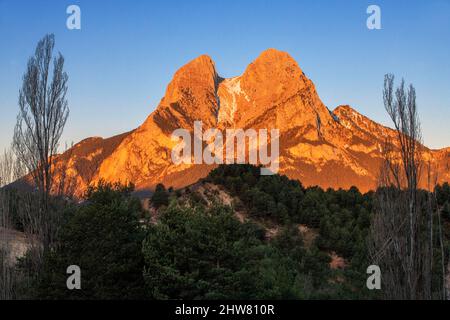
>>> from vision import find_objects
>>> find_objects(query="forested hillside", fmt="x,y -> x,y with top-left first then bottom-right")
4,164 -> 447,299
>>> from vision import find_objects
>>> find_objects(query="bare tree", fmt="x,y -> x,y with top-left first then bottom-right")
0,147 -> 28,299
0,150 -> 13,188
1,149 -> 16,299
13,33 -> 69,198
0,149 -> 25,188
12,34 -> 69,250
370,74 -> 446,299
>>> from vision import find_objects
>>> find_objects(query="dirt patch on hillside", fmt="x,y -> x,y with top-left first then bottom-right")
170,181 -> 236,208
191,182 -> 234,206
329,251 -> 347,270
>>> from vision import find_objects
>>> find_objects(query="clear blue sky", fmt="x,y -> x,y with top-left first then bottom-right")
1,0 -> 449,152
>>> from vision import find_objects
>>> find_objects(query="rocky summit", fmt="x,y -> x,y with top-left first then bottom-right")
50,49 -> 450,196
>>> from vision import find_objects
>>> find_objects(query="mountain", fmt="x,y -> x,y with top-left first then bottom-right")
52,49 -> 450,196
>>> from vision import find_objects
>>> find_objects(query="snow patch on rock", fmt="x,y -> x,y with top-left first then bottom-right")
217,77 -> 249,125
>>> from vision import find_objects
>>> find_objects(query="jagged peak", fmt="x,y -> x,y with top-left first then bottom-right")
333,104 -> 355,112
165,54 -> 219,90
332,105 -> 376,130
161,54 -> 219,105
333,105 -> 398,138
150,53 -> 222,131
75,136 -> 104,146
237,48 -> 309,106
243,48 -> 303,77
176,54 -> 217,75
253,48 -> 299,66
333,105 -> 366,119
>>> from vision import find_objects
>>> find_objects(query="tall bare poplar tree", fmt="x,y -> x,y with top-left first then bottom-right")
12,34 -> 69,249
370,74 -> 445,299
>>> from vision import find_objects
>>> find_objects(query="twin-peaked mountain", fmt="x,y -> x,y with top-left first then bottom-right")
54,49 -> 450,195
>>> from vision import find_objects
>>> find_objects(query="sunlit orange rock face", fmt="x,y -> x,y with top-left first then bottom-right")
54,49 -> 450,196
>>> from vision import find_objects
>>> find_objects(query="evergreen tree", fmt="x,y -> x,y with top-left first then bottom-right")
32,182 -> 146,299
151,183 -> 169,209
